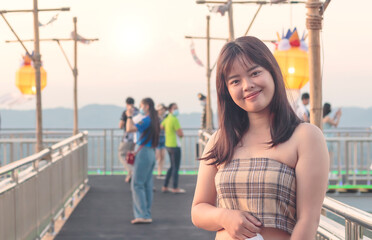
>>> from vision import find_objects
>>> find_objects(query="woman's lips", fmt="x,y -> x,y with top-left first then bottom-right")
244,90 -> 262,100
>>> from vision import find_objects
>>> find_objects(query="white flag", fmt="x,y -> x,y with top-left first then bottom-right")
208,0 -> 232,16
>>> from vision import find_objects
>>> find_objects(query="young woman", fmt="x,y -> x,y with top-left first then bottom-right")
323,103 -> 342,129
191,36 -> 329,240
156,103 -> 168,179
323,102 -> 342,162
126,98 -> 160,224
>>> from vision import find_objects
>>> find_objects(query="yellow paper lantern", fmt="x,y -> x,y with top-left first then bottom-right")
15,55 -> 47,95
274,47 -> 308,90
273,28 -> 309,90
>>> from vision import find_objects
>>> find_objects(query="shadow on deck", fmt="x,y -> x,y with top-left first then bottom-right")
55,175 -> 214,240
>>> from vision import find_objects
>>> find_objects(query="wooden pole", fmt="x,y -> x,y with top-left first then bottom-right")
33,0 -> 43,152
227,1 -> 235,41
0,13 -> 31,56
206,15 -> 213,131
244,4 -> 262,36
306,0 -> 323,129
73,17 -> 78,135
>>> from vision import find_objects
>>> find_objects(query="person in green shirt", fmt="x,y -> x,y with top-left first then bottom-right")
161,103 -> 185,193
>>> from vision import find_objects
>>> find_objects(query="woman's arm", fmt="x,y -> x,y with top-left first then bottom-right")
291,124 -> 329,240
191,132 -> 221,230
323,112 -> 341,127
191,132 -> 261,239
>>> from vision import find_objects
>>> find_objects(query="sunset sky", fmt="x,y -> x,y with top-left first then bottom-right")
1,0 -> 371,113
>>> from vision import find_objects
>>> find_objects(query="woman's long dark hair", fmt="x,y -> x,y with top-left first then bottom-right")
140,98 -> 160,148
323,103 -> 331,117
202,36 -> 301,165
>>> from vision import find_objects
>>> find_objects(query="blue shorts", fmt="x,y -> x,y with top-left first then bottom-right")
157,136 -> 165,149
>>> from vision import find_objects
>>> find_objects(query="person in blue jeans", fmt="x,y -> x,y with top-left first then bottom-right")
126,98 -> 160,224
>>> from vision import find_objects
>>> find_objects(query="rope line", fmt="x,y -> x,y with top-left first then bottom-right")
306,2 -> 323,30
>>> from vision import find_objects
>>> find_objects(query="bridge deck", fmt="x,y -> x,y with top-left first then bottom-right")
55,175 -> 214,240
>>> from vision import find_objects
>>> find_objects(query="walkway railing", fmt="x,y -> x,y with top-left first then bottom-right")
1,128 -> 372,179
0,132 -> 88,240
0,128 -> 200,173
327,136 -> 372,187
198,130 -> 372,240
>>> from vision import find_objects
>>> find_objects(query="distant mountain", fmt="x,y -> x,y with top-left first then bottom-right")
337,107 -> 372,128
0,104 -> 371,129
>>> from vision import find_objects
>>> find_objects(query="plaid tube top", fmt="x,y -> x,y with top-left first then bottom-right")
215,158 -> 297,235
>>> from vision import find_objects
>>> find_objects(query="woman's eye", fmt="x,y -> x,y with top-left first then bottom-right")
251,71 -> 261,77
230,79 -> 239,85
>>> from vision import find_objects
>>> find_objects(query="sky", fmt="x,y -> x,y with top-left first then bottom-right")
0,0 -> 371,113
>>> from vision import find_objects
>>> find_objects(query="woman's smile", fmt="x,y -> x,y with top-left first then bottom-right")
244,90 -> 262,101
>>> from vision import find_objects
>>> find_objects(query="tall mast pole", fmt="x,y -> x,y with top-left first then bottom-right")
227,1 -> 235,41
306,0 -> 323,129
33,0 -> 43,152
73,17 -> 78,135
206,15 -> 213,131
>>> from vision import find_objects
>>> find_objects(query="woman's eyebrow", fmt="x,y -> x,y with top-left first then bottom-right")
227,74 -> 239,81
247,65 -> 259,73
227,65 -> 259,81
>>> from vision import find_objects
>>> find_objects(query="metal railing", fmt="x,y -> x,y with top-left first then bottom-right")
327,137 -> 372,187
1,128 -> 372,178
197,129 -> 372,240
0,132 -> 88,240
317,197 -> 372,240
0,128 -> 200,173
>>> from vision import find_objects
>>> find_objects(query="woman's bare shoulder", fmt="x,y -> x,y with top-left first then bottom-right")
293,123 -> 327,153
200,130 -> 221,166
294,122 -> 324,138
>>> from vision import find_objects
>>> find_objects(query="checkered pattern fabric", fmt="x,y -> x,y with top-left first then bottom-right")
215,158 -> 297,234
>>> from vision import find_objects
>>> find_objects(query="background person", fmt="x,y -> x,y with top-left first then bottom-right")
296,92 -> 310,122
126,97 -> 160,224
191,36 -> 329,240
323,102 -> 342,163
198,93 -> 207,129
161,103 -> 186,194
118,97 -> 138,183
156,103 -> 168,179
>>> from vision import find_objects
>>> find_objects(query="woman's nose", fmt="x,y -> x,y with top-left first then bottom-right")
242,77 -> 255,91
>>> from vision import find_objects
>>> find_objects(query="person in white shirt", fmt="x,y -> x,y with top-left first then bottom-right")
296,93 -> 310,122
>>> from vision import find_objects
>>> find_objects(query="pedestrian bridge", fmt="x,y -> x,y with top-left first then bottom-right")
0,129 -> 372,240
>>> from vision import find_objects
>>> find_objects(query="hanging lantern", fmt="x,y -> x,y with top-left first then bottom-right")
15,54 -> 47,95
273,28 -> 309,90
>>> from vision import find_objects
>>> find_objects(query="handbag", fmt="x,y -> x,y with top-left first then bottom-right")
125,145 -> 144,165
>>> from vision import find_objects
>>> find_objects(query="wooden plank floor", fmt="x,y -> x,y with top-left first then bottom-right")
55,175 -> 215,240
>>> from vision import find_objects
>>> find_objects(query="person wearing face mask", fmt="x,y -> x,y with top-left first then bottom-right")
118,97 -> 139,183
126,98 -> 160,224
161,103 -> 185,193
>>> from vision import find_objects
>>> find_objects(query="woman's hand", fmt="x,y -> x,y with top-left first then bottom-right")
221,209 -> 262,240
336,109 -> 342,118
126,106 -> 134,117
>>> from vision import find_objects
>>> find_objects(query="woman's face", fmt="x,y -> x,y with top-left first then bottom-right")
140,102 -> 149,115
158,107 -> 166,116
226,58 -> 275,114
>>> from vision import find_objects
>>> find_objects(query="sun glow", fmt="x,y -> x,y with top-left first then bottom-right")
116,22 -> 150,57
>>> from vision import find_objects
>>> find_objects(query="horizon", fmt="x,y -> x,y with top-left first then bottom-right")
1,0 -> 372,113
1,104 -> 372,129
